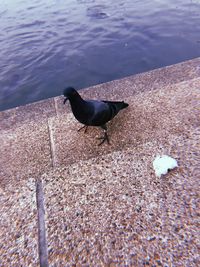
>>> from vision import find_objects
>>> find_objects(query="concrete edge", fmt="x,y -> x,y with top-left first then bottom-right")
0,57 -> 199,130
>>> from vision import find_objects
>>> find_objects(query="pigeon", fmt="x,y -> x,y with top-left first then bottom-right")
63,87 -> 129,145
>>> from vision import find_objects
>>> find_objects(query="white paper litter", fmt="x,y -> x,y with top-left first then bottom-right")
153,155 -> 178,178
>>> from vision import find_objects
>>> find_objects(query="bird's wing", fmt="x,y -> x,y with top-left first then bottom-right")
86,100 -> 111,126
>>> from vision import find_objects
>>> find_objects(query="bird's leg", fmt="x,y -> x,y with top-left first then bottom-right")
77,125 -> 88,133
97,125 -> 110,146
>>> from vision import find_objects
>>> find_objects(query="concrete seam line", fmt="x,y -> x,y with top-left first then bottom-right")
36,178 -> 49,267
47,118 -> 56,168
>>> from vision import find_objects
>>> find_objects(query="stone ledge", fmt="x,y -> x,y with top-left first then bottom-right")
55,56 -> 200,116
1,77 -> 199,183
47,78 -> 200,167
1,57 -> 200,130
0,98 -> 56,131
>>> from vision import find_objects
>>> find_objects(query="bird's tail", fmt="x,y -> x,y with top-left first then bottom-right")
121,101 -> 129,109
103,100 -> 129,120
106,101 -> 129,110
103,100 -> 129,109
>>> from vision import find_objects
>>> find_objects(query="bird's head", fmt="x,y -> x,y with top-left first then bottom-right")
63,87 -> 78,104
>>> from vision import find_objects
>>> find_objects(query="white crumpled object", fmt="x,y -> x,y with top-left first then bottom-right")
153,155 -> 178,178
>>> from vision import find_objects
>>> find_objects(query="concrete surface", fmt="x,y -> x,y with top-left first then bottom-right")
48,78 -> 200,167
0,58 -> 200,266
0,120 -> 52,187
43,128 -> 199,266
0,178 -> 38,266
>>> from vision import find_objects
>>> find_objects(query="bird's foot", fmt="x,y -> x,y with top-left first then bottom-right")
78,125 -> 88,133
97,131 -> 110,146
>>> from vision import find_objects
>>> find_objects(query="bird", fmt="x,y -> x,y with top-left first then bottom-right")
63,87 -> 129,145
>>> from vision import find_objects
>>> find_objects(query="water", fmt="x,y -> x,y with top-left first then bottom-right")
0,0 -> 200,111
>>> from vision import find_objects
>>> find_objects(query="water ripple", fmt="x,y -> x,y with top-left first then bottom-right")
0,0 -> 200,111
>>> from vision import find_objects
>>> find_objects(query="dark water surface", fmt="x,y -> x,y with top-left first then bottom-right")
0,0 -> 200,111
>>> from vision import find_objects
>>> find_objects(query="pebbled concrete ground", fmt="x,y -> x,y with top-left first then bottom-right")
0,58 -> 199,266
42,128 -> 200,266
0,178 -> 39,266
47,78 -> 200,167
41,78 -> 200,266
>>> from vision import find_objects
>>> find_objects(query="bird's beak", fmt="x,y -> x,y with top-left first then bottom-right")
63,97 -> 68,104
